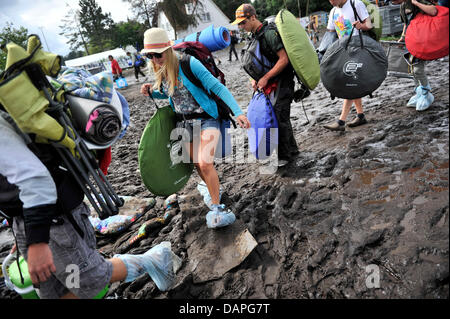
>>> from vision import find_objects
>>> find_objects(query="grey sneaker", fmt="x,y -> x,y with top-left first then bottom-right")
324,121 -> 345,131
347,116 -> 368,127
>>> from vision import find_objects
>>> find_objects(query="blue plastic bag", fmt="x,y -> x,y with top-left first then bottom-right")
115,77 -> 128,89
247,92 -> 279,160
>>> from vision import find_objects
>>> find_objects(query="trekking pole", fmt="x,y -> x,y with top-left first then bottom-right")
301,100 -> 310,124
53,146 -> 110,218
42,87 -> 122,219
76,136 -> 123,207
57,108 -> 121,216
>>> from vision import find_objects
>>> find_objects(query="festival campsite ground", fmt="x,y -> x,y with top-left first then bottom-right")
0,42 -> 448,299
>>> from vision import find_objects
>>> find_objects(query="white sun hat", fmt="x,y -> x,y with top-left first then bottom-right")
141,28 -> 173,54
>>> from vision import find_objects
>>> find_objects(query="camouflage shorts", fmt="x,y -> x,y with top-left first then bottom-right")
12,203 -> 112,299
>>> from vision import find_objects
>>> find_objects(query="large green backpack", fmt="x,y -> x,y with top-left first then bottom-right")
138,105 -> 193,196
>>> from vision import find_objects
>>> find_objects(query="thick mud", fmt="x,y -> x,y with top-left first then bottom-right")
1,42 -> 448,299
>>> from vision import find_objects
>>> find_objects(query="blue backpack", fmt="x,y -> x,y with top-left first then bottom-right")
134,54 -> 146,67
247,92 -> 278,160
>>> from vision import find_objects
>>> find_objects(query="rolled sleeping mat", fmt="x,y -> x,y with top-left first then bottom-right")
66,90 -> 123,149
174,25 -> 231,52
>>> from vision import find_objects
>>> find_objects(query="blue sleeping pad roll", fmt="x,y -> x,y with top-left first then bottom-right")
175,25 -> 231,52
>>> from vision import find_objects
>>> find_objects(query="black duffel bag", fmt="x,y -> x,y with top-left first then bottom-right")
320,27 -> 388,100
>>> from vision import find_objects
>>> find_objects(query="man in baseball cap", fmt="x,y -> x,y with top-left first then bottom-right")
233,3 -> 299,167
231,3 -> 257,25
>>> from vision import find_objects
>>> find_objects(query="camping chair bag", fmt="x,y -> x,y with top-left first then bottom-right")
386,43 -> 410,74
320,30 -> 388,99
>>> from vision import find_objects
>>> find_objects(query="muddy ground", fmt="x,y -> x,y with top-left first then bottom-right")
1,41 -> 448,299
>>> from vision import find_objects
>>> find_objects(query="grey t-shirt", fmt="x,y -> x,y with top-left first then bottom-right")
162,80 -> 204,115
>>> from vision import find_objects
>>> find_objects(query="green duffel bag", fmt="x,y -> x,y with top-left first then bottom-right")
138,105 -> 193,196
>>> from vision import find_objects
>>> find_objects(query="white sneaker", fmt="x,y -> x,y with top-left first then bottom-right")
135,78 -> 140,82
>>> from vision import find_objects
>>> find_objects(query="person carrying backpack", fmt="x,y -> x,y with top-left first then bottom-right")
0,110 -> 179,299
228,30 -> 239,62
126,51 -> 147,82
139,28 -> 250,229
0,36 -> 180,298
392,0 -> 438,111
232,3 -> 299,167
322,0 -> 373,131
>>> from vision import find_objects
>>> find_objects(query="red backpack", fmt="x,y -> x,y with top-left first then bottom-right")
172,41 -> 225,84
172,41 -> 236,128
406,5 -> 449,60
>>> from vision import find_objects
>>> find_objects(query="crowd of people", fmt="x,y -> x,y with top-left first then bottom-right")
0,0 -> 445,299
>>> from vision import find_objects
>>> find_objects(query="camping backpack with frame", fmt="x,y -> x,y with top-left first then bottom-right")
0,35 -> 124,221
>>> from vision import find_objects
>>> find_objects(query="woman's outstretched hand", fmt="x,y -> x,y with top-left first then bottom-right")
236,114 -> 251,129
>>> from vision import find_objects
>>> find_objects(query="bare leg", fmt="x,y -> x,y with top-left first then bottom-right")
196,129 -> 220,205
354,98 -> 364,114
109,258 -> 127,282
339,99 -> 354,122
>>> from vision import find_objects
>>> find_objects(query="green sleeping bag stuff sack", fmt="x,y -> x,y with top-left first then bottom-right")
138,105 -> 193,196
275,9 -> 320,90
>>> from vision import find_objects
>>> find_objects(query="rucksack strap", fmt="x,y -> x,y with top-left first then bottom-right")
179,55 -> 237,128
350,0 -> 363,23
256,22 -> 279,64
350,0 -> 378,41
180,55 -> 204,90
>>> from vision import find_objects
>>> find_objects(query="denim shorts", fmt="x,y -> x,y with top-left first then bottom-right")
176,118 -> 220,143
12,203 -> 113,299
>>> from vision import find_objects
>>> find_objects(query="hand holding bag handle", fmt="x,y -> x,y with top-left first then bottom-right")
345,25 -> 365,51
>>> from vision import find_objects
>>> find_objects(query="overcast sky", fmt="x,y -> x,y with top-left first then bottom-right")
0,0 -> 132,56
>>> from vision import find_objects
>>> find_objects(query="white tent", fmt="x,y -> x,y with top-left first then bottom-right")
64,48 -> 131,74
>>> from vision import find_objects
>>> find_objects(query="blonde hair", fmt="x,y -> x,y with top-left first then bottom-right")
151,47 -> 181,96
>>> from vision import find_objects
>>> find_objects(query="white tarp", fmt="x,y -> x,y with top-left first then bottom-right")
65,48 -> 131,73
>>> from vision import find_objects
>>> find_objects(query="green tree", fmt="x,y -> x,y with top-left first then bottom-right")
59,3 -> 90,55
249,0 -> 332,18
111,20 -> 147,49
123,0 -> 159,28
63,50 -> 85,61
211,0 -> 243,21
78,0 -> 115,53
0,22 -> 29,72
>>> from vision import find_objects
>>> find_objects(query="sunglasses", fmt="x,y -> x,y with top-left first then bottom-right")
238,18 -> 248,26
146,52 -> 163,59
